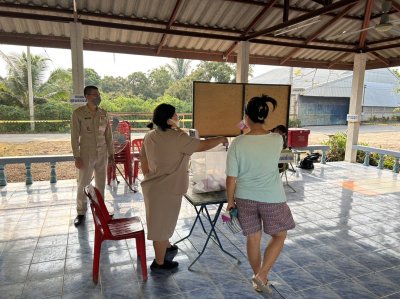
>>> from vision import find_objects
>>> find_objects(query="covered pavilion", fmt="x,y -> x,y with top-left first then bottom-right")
0,1 -> 399,298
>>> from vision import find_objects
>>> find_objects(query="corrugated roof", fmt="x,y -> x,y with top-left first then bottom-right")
250,67 -> 352,89
0,0 -> 400,69
301,68 -> 400,107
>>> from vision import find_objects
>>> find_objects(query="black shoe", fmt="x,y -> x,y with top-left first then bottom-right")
150,259 -> 179,272
165,244 -> 179,261
74,215 -> 85,227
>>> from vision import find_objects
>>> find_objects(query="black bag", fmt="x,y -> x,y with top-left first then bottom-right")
299,153 -> 320,170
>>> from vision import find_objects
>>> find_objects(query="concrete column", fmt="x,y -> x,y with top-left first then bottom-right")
345,53 -> 366,162
70,22 -> 84,95
236,42 -> 249,83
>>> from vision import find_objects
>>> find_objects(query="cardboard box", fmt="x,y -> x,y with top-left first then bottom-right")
288,129 -> 310,148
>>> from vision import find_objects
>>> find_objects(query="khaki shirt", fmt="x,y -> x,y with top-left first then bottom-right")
70,105 -> 114,158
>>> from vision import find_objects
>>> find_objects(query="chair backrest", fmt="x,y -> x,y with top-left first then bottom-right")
132,138 -> 143,157
117,121 -> 131,141
85,185 -> 111,223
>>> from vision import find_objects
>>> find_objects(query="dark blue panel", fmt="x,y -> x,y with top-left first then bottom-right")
298,96 -> 350,126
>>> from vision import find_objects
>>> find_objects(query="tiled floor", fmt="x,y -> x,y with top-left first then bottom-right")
0,162 -> 399,299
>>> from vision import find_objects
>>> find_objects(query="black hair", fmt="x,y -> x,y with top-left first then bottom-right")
148,103 -> 176,131
272,125 -> 287,135
84,85 -> 98,96
245,94 -> 277,124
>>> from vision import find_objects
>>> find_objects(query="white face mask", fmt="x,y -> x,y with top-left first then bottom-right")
169,119 -> 180,128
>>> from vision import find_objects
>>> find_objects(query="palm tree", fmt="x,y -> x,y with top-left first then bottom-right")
0,51 -> 48,108
166,58 -> 191,81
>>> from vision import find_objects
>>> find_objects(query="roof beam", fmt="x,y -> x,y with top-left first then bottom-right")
367,36 -> 400,45
244,0 -> 359,40
369,52 -> 390,66
392,1 -> 400,12
223,0 -> 276,59
328,53 -> 352,68
358,0 -> 374,49
283,0 -> 289,22
279,2 -> 357,65
1,31 -> 384,70
365,42 -> 400,52
310,0 -> 333,5
225,0 -> 362,20
156,0 -> 182,55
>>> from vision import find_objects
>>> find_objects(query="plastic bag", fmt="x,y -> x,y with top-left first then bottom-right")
191,145 -> 227,193
221,208 -> 242,234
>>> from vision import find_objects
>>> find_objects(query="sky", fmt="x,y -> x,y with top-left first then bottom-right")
0,44 -> 280,81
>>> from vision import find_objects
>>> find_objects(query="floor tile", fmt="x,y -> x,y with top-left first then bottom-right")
353,272 -> 399,297
277,267 -> 320,292
21,276 -> 63,299
327,279 -> 376,299
0,282 -> 24,299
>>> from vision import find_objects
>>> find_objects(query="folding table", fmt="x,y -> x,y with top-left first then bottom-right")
174,185 -> 240,270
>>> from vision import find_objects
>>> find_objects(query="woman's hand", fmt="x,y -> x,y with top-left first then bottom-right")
226,201 -> 236,211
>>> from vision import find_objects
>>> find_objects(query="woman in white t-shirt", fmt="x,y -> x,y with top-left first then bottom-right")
226,95 -> 295,294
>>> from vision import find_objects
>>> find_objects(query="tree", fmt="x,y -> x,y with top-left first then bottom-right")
101,75 -> 129,95
195,61 -> 236,82
166,58 -> 192,80
127,71 -> 152,99
85,68 -> 101,86
148,67 -> 173,98
37,68 -> 73,101
0,51 -> 49,108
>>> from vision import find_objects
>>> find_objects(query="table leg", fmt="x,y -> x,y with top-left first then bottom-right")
174,205 -> 206,245
188,204 -> 240,270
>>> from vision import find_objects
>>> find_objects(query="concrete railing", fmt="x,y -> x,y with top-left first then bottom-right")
352,145 -> 400,173
291,145 -> 330,164
0,154 -> 74,186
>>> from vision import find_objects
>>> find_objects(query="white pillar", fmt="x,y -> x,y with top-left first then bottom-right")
27,46 -> 35,131
70,22 -> 84,95
236,42 -> 249,83
345,53 -> 366,162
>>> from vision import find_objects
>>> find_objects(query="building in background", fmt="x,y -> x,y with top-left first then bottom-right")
250,68 -> 400,126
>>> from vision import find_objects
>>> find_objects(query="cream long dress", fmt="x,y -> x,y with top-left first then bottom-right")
141,128 -> 200,241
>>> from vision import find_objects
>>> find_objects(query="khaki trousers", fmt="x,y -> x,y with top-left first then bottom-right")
76,146 -> 108,215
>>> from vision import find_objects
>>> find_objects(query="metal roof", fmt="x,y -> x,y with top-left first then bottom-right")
250,67 -> 352,89
299,68 -> 400,106
1,0 -> 400,70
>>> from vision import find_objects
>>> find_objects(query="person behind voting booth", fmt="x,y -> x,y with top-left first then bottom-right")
226,95 -> 295,293
71,86 -> 114,227
140,103 -> 228,271
271,125 -> 288,149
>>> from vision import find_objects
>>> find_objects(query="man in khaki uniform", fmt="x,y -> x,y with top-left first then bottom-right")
71,85 -> 114,226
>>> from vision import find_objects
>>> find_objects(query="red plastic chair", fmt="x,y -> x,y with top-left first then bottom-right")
84,185 -> 148,283
107,121 -> 133,185
131,138 -> 143,183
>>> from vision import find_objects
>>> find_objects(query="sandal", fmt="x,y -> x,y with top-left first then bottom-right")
251,275 -> 262,292
252,276 -> 272,294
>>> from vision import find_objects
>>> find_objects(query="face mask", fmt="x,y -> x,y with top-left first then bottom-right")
93,96 -> 101,107
168,118 -> 180,128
